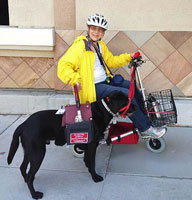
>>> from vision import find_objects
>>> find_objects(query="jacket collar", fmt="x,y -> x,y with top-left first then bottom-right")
83,39 -> 92,51
83,39 -> 102,53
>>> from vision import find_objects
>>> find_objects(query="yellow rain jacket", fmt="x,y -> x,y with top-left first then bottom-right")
57,36 -> 132,104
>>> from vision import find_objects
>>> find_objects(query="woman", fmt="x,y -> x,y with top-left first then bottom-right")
57,13 -> 166,138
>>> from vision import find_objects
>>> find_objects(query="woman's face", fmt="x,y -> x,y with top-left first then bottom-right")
88,25 -> 105,42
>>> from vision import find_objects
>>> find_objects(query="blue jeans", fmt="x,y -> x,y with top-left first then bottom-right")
95,80 -> 151,132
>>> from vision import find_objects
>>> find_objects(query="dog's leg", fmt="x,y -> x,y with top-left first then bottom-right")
26,150 -> 45,199
84,142 -> 103,183
20,154 -> 29,182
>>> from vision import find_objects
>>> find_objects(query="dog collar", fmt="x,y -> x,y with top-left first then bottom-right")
101,99 -> 117,117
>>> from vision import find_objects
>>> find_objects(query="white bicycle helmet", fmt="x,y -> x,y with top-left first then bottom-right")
87,14 -> 108,30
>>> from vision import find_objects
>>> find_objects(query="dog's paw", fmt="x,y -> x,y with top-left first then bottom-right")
92,174 -> 104,183
32,191 -> 43,199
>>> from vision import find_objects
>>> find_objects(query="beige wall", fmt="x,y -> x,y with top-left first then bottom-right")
76,0 -> 192,31
8,0 -> 54,27
8,0 -> 192,30
1,0 -> 192,97
54,0 -> 75,29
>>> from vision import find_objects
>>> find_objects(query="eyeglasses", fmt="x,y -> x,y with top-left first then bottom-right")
89,26 -> 104,33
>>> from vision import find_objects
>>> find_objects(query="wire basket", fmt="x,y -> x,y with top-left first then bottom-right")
146,89 -> 177,127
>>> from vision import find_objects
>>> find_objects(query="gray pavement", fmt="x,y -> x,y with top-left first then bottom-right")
0,114 -> 192,200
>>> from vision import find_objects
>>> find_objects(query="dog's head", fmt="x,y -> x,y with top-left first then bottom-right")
103,90 -> 136,116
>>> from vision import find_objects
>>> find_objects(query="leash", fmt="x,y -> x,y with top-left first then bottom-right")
119,52 -> 141,118
119,66 -> 136,118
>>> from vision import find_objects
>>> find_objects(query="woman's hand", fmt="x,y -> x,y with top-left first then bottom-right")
131,52 -> 141,59
130,53 -> 135,58
73,82 -> 82,92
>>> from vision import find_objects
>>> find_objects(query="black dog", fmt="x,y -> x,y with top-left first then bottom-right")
7,90 -> 135,199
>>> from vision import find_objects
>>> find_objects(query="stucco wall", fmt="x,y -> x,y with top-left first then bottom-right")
0,0 -> 192,97
7,0 -> 192,30
8,0 -> 54,27
76,0 -> 192,31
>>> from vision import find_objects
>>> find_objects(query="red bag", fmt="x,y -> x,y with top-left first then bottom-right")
62,85 -> 94,145
62,102 -> 92,126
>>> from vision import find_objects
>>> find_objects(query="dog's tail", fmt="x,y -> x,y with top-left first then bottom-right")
7,123 -> 24,165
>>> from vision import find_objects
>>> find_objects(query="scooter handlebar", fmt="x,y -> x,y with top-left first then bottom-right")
128,58 -> 147,69
132,51 -> 141,59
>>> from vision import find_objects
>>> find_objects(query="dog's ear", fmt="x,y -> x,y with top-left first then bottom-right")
109,90 -> 128,101
105,91 -> 128,105
108,90 -> 123,99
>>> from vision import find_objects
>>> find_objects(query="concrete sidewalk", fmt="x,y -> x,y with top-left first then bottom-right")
0,114 -> 192,200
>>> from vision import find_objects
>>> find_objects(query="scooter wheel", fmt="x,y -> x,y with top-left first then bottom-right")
145,137 -> 166,153
70,145 -> 85,158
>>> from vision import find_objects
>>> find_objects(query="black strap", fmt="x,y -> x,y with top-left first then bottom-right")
92,42 -> 113,76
